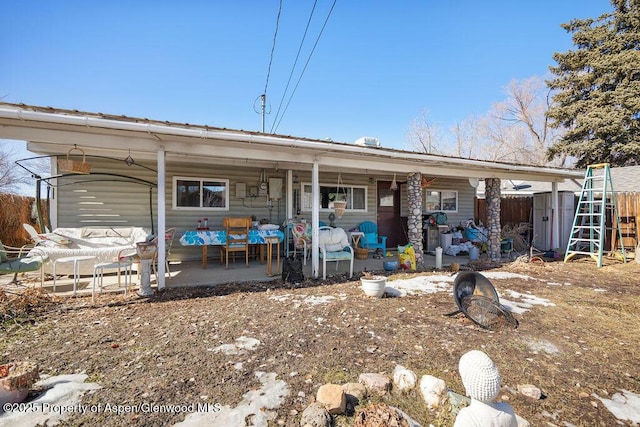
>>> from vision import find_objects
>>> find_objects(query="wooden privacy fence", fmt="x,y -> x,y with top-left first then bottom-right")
475,196 -> 532,227
611,192 -> 640,251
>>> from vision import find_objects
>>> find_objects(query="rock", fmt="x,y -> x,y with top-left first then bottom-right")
419,375 -> 447,409
358,373 -> 392,396
316,383 -> 346,415
300,402 -> 332,427
342,382 -> 367,405
393,365 -> 417,392
517,384 -> 542,400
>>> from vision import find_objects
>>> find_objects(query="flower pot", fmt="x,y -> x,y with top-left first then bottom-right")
136,242 -> 157,260
333,200 -> 347,219
361,276 -> 387,298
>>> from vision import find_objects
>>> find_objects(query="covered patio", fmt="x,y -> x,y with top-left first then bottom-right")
0,102 -> 583,292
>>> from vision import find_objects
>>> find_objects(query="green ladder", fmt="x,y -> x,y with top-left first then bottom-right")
564,163 -> 627,267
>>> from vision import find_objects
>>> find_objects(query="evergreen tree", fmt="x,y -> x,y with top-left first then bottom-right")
546,0 -> 640,167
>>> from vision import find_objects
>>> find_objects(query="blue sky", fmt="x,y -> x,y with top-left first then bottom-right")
1,0 -> 612,153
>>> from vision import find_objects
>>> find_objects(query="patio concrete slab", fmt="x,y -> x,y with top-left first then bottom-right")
0,251 -> 471,299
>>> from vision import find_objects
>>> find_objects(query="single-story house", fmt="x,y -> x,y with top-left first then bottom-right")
0,102 -> 584,287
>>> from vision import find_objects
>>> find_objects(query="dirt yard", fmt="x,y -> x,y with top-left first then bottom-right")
1,257 -> 639,427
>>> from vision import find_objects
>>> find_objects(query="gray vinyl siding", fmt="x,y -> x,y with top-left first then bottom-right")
55,158 -> 476,262
399,178 -> 476,226
167,167 -> 378,261
55,158 -> 157,233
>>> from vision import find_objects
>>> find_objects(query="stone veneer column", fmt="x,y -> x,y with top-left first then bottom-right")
485,178 -> 502,261
407,173 -> 424,265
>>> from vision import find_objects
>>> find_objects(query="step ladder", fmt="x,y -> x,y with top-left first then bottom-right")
564,163 -> 627,267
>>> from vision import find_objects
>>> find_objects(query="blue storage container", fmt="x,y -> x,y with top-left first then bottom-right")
465,228 -> 480,241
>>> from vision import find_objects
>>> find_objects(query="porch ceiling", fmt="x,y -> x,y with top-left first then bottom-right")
1,102 -> 583,182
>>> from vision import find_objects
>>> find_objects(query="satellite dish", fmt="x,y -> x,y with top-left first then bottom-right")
468,178 -> 479,188
510,180 -> 531,191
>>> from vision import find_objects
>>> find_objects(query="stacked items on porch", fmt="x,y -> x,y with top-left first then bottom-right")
443,221 -> 488,257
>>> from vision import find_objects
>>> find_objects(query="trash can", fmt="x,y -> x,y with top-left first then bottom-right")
440,233 -> 452,251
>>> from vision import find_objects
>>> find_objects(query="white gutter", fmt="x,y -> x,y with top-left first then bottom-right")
0,105 -> 583,180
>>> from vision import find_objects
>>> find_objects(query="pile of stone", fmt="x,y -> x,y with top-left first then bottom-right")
299,366 -> 448,427
300,364 -> 537,427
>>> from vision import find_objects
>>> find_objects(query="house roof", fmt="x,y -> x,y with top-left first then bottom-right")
0,102 -> 584,182
610,166 -> 640,192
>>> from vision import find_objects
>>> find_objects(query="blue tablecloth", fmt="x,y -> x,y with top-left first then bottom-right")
180,229 -> 284,246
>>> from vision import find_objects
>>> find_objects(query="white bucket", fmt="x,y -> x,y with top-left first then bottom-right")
469,245 -> 479,261
440,233 -> 452,251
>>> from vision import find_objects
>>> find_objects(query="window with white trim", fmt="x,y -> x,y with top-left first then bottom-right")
425,190 -> 458,212
301,183 -> 367,212
173,176 -> 229,210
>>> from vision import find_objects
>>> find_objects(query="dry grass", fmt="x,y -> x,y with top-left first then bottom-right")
0,259 -> 638,426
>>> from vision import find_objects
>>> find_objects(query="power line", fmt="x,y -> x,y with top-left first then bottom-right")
258,0 -> 283,132
270,0 -> 319,132
273,0 -> 337,134
263,0 -> 283,97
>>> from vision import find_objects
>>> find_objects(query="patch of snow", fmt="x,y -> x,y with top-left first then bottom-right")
593,288 -> 607,293
384,286 -> 405,297
269,294 -> 337,306
209,336 -> 260,355
268,294 -> 293,302
303,295 -> 336,306
0,374 -> 101,427
386,272 -> 536,297
545,281 -> 572,287
480,272 -> 533,281
499,299 -> 532,315
527,339 -> 560,354
174,371 -> 289,427
505,290 -> 555,307
386,275 -> 452,295
593,389 -> 640,426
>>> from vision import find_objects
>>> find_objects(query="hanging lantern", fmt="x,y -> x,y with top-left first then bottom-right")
390,173 -> 398,191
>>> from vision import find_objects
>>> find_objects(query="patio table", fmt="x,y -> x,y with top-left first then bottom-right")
52,255 -> 96,296
179,229 -> 284,269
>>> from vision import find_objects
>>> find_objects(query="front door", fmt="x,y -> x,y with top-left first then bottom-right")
376,181 -> 403,249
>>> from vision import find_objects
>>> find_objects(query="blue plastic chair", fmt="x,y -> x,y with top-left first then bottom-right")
358,221 -> 387,255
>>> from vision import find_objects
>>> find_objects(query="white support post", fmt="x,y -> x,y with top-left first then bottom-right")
312,161 -> 320,278
286,169 -> 293,220
157,146 -> 166,290
551,181 -> 559,250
